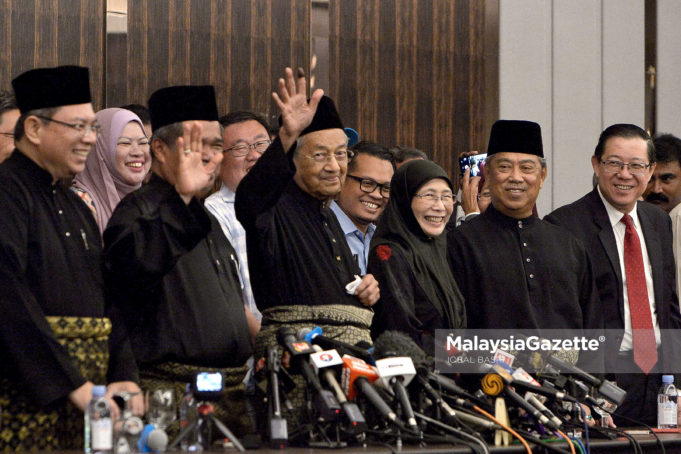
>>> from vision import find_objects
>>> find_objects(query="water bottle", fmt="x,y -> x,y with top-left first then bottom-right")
179,384 -> 200,451
85,385 -> 113,454
657,375 -> 678,429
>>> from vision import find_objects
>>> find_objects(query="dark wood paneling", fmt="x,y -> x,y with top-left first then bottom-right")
0,0 -> 105,110
125,0 -> 309,119
328,0 -> 498,180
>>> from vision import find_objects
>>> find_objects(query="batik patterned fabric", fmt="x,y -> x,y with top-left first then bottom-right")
0,316 -> 110,451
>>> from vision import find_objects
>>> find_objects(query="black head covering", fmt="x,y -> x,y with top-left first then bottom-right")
300,95 -> 344,136
487,120 -> 543,157
12,66 -> 92,113
370,160 -> 466,329
147,85 -> 219,131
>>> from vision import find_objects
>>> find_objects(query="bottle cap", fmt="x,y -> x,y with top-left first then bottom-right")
662,375 -> 674,384
92,385 -> 107,397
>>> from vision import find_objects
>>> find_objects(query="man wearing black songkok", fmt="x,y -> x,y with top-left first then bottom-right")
448,120 -> 602,334
103,85 -> 254,436
236,69 -> 379,340
0,66 -> 142,450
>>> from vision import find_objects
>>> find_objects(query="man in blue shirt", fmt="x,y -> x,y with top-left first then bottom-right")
330,141 -> 394,274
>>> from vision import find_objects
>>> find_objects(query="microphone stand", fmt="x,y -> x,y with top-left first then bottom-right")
168,402 -> 244,452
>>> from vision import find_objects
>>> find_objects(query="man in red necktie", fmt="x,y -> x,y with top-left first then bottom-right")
547,124 -> 681,426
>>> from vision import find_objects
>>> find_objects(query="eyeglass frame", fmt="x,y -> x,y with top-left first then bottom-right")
0,132 -> 14,138
413,192 -> 455,205
301,149 -> 354,164
600,159 -> 651,176
346,174 -> 391,198
223,139 -> 272,157
34,114 -> 102,136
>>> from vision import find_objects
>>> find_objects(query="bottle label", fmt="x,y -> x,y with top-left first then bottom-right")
658,403 -> 678,426
91,418 -> 113,450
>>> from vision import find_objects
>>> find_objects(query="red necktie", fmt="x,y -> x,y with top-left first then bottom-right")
621,214 -> 658,374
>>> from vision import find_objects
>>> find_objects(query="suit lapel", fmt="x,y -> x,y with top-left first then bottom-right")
589,190 -> 626,321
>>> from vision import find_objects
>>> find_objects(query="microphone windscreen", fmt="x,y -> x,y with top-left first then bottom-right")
276,326 -> 296,345
296,327 -> 313,340
481,373 -> 504,397
146,428 -> 168,452
373,331 -> 429,369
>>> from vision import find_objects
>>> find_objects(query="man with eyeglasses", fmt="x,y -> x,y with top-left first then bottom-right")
546,124 -> 681,426
449,120 -> 601,333
104,85 -> 254,437
0,66 -> 142,450
330,141 -> 395,274
0,89 -> 19,163
206,111 -> 271,336
236,70 -> 380,418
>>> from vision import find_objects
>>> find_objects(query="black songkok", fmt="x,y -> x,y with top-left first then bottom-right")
12,66 -> 92,114
487,120 -> 544,158
148,85 -> 219,131
300,95 -> 344,137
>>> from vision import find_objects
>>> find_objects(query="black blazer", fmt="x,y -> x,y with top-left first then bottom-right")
545,188 -> 681,370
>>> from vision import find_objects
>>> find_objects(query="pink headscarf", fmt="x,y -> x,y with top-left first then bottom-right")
73,108 -> 147,233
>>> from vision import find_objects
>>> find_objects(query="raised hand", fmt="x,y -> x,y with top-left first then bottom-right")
272,67 -> 324,150
460,167 -> 481,215
172,121 -> 223,203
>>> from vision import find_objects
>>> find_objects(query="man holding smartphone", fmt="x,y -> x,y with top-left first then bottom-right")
448,120 -> 602,333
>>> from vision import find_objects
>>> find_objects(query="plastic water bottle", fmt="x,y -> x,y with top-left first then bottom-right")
179,384 -> 200,451
657,375 -> 678,429
85,385 -> 113,454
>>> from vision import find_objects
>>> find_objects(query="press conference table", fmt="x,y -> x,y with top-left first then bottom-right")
37,433 -> 681,453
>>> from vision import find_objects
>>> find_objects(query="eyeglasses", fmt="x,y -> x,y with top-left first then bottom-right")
35,115 -> 102,136
0,132 -> 14,138
600,159 -> 651,175
413,192 -> 455,206
346,174 -> 391,198
303,149 -> 354,164
223,139 -> 272,156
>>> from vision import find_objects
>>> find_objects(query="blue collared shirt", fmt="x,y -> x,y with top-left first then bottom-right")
330,201 -> 375,275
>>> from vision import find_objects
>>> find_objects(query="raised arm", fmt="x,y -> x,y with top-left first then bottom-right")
235,67 -> 323,227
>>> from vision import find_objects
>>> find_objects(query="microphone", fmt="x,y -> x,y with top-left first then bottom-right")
298,327 -> 375,365
341,355 -> 404,428
513,334 -> 627,406
137,424 -> 168,453
373,333 -> 419,430
480,372 -> 558,430
309,345 -> 367,432
276,327 -> 341,422
266,346 -> 288,449
545,352 -> 626,406
371,331 -> 496,428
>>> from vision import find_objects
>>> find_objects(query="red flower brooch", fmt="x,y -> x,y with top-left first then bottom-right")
375,245 -> 392,261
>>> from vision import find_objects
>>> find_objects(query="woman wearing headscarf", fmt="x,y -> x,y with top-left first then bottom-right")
369,160 -> 465,351
72,108 -> 150,234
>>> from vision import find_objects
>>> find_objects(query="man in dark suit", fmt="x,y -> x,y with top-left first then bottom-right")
546,123 -> 681,426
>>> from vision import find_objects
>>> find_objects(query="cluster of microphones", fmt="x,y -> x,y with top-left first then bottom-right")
253,327 -> 633,452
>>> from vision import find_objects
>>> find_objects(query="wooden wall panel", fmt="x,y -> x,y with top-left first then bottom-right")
0,0 -> 105,110
124,0 -> 309,120
328,0 -> 498,180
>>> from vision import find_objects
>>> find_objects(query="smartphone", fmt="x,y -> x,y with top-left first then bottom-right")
459,153 -> 487,177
